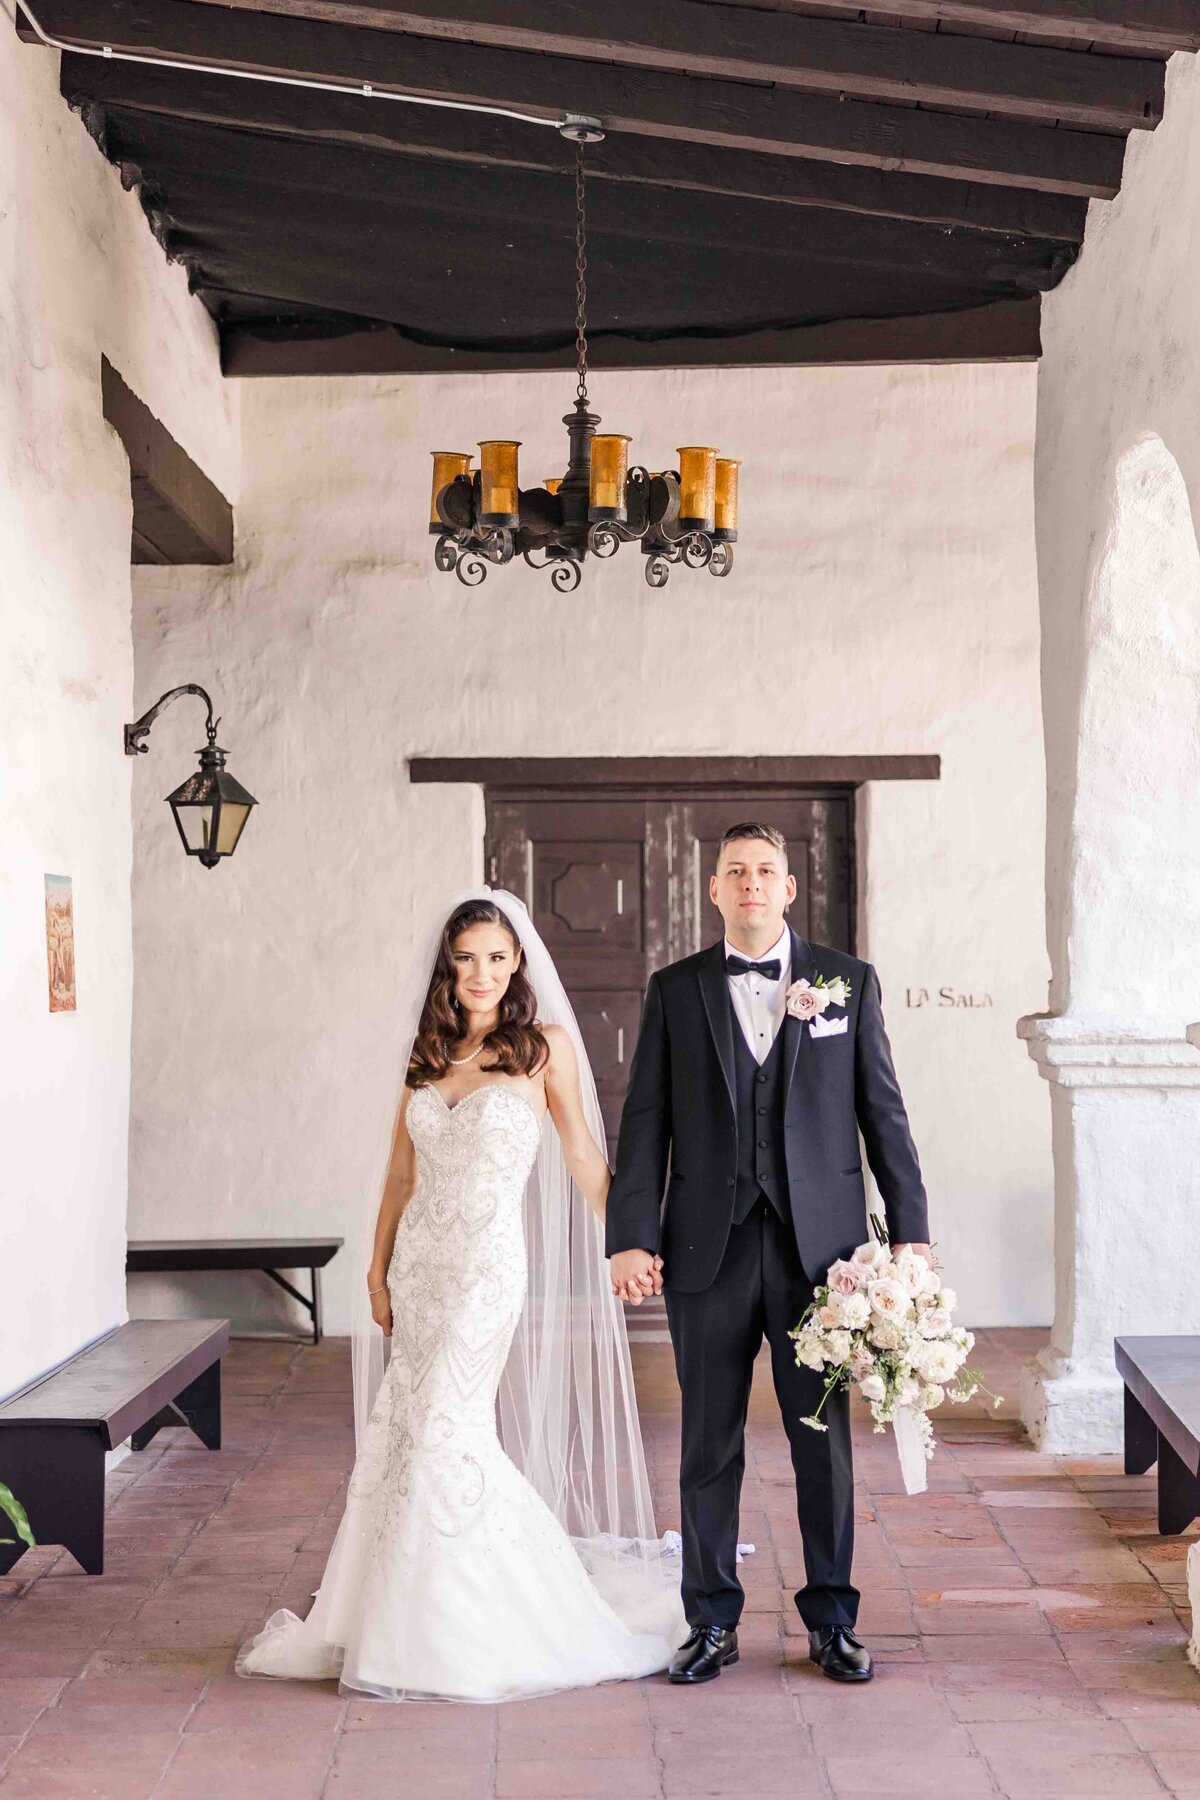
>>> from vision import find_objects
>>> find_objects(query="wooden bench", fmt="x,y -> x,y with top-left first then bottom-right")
127,1238 -> 343,1344
0,1318 -> 228,1576
1116,1336 -> 1200,1534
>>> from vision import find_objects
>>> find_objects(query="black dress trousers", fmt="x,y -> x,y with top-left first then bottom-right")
664,1199 -> 859,1633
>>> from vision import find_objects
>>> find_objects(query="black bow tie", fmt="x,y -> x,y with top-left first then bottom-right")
725,954 -> 782,981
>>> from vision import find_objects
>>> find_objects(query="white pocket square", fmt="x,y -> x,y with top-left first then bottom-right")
809,1014 -> 849,1039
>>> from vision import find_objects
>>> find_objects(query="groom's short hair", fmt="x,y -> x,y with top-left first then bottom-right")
716,822 -> 788,868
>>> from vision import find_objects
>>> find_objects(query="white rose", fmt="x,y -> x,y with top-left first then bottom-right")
852,1241 -> 889,1272
895,1374 -> 921,1407
793,1332 -> 826,1371
859,1373 -> 886,1402
870,1320 -> 905,1352
836,1290 -> 871,1330
919,1265 -> 942,1298
939,1287 -> 958,1313
825,1329 -> 852,1364
867,1277 -> 913,1321
892,1249 -> 927,1297
917,1342 -> 960,1384
919,1307 -> 952,1339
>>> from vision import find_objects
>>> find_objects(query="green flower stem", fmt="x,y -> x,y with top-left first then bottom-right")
0,1484 -> 34,1549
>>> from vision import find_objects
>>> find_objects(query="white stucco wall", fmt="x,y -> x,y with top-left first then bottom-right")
1036,52 -> 1200,1018
1020,50 -> 1200,1450
129,360 -> 1051,1336
0,29 -> 238,1396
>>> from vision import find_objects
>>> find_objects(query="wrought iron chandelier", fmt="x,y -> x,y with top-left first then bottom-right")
428,123 -> 740,592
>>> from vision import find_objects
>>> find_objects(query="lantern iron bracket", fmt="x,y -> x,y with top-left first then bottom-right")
124,684 -> 218,756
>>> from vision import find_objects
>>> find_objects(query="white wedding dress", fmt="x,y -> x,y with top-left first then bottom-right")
237,1081 -> 685,1701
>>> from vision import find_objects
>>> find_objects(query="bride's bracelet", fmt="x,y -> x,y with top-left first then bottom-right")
367,1284 -> 387,1297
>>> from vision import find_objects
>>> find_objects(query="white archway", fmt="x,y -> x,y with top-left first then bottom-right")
1068,433 -> 1200,1013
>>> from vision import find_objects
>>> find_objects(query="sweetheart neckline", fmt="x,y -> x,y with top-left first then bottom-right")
420,1083 -> 545,1127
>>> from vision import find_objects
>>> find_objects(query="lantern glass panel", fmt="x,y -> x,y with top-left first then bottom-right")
543,478 -> 562,495
478,440 -> 521,525
714,458 -> 741,533
589,434 -> 631,517
677,446 -> 718,529
429,451 -> 472,526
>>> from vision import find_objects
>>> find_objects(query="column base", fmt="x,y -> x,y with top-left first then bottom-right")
1187,1543 -> 1200,1675
1020,1348 -> 1124,1455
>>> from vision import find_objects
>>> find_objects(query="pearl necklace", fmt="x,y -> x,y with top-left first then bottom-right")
448,1042 -> 486,1066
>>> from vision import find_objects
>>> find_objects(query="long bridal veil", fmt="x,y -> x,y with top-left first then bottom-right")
350,885 -> 680,1632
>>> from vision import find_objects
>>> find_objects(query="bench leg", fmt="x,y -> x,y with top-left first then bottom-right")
1157,1430 -> 1200,1536
263,1267 -> 317,1342
129,1360 -> 221,1454
131,1402 -> 187,1452
0,1426 -> 106,1576
1124,1384 -> 1158,1476
174,1358 -> 222,1451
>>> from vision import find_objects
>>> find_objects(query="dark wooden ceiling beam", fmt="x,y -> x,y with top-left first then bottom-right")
178,0 -> 1166,131
94,107 -> 1073,292
821,0 -> 1200,56
24,0 -> 1127,194
62,55 -> 1090,243
101,357 -> 233,563
221,298 -> 1041,375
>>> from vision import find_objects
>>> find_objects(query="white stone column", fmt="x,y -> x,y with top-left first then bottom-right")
1018,1016 -> 1200,1454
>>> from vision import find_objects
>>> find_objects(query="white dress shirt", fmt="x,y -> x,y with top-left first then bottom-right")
723,924 -> 792,1065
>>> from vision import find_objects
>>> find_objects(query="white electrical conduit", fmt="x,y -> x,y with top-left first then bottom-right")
6,0 -> 602,140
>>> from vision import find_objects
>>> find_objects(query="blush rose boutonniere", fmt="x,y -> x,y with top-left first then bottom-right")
785,974 -> 851,1020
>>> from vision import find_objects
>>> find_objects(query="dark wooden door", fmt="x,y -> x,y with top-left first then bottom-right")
487,788 -> 854,1154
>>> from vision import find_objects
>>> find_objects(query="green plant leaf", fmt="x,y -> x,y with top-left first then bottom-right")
0,1483 -> 35,1549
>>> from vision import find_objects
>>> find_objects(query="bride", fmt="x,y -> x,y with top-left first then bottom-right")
237,889 -> 684,1701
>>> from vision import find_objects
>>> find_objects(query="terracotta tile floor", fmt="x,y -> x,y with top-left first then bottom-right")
2,1328 -> 1196,1799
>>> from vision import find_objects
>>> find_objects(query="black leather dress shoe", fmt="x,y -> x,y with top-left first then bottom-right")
668,1625 -> 739,1685
808,1625 -> 873,1683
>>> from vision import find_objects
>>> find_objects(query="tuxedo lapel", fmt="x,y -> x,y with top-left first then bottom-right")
697,942 -> 737,1117
782,927 -> 817,1102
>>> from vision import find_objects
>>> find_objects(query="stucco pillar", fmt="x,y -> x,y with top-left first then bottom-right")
1018,1017 -> 1200,1453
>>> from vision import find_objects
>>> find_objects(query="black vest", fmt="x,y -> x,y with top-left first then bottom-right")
730,999 -> 790,1226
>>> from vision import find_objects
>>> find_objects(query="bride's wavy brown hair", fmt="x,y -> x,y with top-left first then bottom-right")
406,900 -> 549,1088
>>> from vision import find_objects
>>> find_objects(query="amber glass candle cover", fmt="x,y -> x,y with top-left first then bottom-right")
677,446 -> 718,528
543,478 -> 563,495
429,451 -> 472,527
714,458 -> 741,535
589,434 -> 631,516
479,440 -> 521,523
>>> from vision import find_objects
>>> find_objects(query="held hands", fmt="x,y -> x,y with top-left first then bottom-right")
610,1249 -> 664,1306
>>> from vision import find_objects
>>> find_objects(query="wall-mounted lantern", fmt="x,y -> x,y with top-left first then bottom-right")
124,684 -> 257,868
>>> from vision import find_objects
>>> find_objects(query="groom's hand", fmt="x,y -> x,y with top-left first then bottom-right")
610,1249 -> 663,1305
894,1242 -> 933,1268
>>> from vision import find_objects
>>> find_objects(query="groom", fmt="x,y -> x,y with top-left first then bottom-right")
607,823 -> 929,1686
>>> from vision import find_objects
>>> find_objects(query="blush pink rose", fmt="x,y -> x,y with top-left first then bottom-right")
786,980 -> 832,1020
827,1258 -> 866,1295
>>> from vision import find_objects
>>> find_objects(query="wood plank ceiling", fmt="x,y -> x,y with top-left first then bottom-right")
18,0 -> 1197,373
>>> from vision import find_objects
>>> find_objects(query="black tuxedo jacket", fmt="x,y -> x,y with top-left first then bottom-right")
605,930 -> 928,1292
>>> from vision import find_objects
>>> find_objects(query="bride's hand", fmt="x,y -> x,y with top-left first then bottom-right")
369,1285 -> 393,1336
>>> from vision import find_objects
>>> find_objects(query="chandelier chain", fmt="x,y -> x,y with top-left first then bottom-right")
574,139 -> 588,402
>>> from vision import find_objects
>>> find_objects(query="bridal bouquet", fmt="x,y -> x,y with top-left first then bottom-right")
789,1229 -> 999,1494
